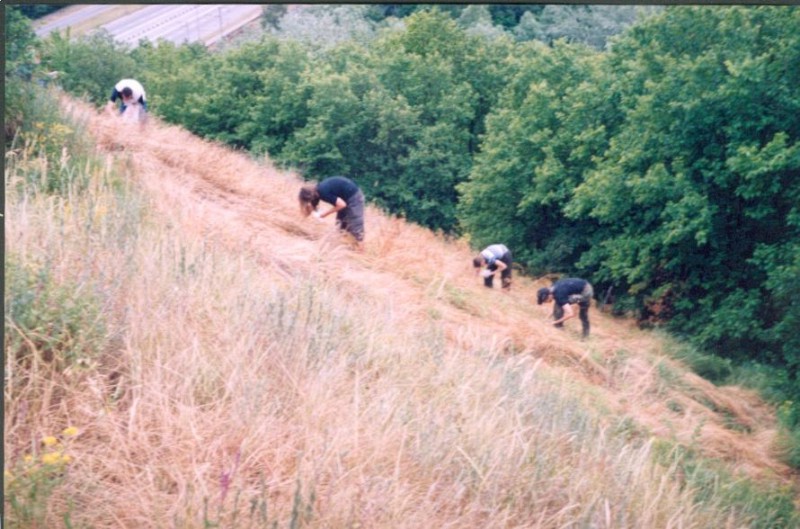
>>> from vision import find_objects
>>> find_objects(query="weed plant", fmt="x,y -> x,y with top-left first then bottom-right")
4,428 -> 79,527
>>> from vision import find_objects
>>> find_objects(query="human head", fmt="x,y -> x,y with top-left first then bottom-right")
536,287 -> 552,305
121,86 -> 133,98
298,185 -> 320,216
472,255 -> 485,269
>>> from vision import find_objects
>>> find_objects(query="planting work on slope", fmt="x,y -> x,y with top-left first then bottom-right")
4,92 -> 797,527
6,4 -> 799,527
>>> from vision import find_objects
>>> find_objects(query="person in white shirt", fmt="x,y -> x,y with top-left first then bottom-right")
472,244 -> 513,290
105,79 -> 147,124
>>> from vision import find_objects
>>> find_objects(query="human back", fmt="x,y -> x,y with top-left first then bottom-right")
551,278 -> 590,306
115,79 -> 146,104
317,176 -> 359,205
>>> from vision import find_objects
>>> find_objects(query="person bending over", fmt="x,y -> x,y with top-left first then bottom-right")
105,78 -> 148,124
537,277 -> 594,337
299,176 -> 365,250
473,244 -> 512,291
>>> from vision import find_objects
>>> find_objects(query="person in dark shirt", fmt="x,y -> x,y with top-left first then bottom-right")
472,244 -> 512,291
298,176 -> 365,250
537,278 -> 594,337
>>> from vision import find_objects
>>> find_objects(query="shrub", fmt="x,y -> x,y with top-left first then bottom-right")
4,427 -> 80,528
5,256 -> 106,377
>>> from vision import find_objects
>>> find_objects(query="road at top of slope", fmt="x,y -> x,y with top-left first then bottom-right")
34,4 -> 264,48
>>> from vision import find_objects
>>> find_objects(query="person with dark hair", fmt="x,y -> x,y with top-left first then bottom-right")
105,79 -> 147,124
298,176 -> 365,250
537,278 -> 594,337
472,244 -> 512,291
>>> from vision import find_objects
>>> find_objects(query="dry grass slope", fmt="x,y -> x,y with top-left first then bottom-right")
86,99 -> 790,483
5,95 -> 797,527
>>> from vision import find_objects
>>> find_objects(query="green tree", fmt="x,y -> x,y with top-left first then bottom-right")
373,12 -> 469,229
280,46 -> 423,216
131,40 -> 209,122
458,39 -> 609,271
487,5 -> 544,30
181,44 -> 271,145
5,6 -> 38,77
566,7 -> 800,369
39,30 -> 139,105
17,5 -> 63,19
521,5 -> 662,49
281,9 -> 506,232
281,67 -> 364,176
270,5 -> 376,49
457,5 -> 508,41
5,6 -> 40,138
260,4 -> 287,30
234,38 -> 312,156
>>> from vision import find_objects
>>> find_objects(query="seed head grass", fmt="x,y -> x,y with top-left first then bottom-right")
4,92 -> 797,527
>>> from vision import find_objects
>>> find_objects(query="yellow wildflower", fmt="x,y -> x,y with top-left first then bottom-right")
24,454 -> 34,463
62,426 -> 79,437
41,452 -> 63,465
42,436 -> 58,447
61,454 -> 73,464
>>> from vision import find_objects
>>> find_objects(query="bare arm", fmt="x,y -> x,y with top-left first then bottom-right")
480,259 -> 505,277
552,303 -> 575,325
319,197 -> 347,218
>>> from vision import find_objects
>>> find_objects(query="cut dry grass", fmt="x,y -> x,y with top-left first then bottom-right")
4,94 -> 798,527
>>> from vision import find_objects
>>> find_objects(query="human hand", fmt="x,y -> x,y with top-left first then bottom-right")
480,269 -> 493,278
312,210 -> 323,221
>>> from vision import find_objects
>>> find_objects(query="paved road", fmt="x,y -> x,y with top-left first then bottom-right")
34,5 -> 117,37
35,4 -> 263,48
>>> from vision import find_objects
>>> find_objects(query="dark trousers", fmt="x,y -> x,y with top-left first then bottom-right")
336,190 -> 365,242
483,251 -> 513,289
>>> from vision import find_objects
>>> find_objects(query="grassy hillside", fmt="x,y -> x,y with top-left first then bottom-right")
4,91 -> 798,528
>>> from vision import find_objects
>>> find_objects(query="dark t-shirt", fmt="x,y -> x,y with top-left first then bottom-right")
317,176 -> 360,206
552,278 -> 588,306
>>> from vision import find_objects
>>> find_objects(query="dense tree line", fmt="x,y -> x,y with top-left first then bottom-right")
460,7 -> 800,408
9,6 -> 800,440
365,4 -> 660,49
16,4 -> 63,20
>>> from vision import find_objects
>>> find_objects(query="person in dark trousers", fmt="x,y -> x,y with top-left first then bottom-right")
473,244 -> 513,291
537,278 -> 594,337
299,176 -> 365,250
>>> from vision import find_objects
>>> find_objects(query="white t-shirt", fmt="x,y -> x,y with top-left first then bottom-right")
481,244 -> 509,266
115,79 -> 146,103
